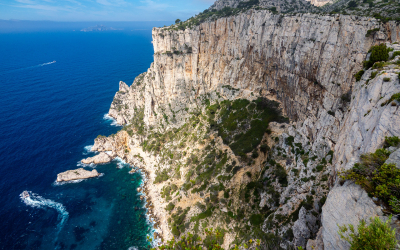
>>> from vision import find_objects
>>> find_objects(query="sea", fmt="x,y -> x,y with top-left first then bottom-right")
0,22 -> 170,250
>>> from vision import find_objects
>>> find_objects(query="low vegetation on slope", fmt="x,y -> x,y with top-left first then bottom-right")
338,216 -> 398,250
340,136 -> 400,213
162,0 -> 400,32
112,81 -> 336,248
323,0 -> 400,22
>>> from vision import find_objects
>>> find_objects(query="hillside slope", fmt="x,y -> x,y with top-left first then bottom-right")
88,9 -> 400,250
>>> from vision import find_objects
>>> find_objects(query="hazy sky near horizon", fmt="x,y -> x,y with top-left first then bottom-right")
0,0 -> 215,21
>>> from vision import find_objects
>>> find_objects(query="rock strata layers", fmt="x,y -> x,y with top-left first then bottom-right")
57,168 -> 100,182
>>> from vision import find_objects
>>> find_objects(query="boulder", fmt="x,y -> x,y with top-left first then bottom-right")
81,152 -> 112,164
57,168 -> 99,182
321,181 -> 383,250
293,207 -> 319,248
385,148 -> 400,168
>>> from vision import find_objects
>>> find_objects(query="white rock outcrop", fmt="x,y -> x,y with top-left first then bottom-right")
81,152 -> 112,164
386,148 -> 400,167
57,168 -> 100,182
321,181 -> 384,250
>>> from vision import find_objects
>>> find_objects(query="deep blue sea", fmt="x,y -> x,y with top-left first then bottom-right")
0,26 -> 166,250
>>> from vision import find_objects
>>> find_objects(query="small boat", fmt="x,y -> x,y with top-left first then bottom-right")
22,191 -> 29,199
52,61 -> 56,63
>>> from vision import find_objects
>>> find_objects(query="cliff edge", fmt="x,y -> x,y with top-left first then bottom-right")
93,9 -> 400,250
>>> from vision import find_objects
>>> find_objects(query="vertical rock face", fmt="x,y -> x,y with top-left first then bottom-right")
334,56 -> 400,171
321,181 -> 384,250
106,10 -> 400,249
320,48 -> 400,249
121,11 -> 399,145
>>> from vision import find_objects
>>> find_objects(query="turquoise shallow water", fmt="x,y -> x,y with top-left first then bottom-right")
21,159 -> 150,250
0,26 -> 168,250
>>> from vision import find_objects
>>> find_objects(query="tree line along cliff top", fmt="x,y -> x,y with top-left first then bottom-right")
162,0 -> 400,31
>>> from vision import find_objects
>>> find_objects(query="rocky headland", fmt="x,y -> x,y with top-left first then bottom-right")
88,4 -> 400,250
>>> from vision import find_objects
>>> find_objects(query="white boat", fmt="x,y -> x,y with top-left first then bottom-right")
22,191 -> 29,199
52,61 -> 56,63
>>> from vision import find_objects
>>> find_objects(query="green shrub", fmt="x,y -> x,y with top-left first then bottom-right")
171,226 -> 180,236
250,214 -> 263,226
338,216 -> 397,250
384,136 -> 400,148
169,207 -> 190,237
190,207 -> 213,222
341,91 -> 352,103
340,148 -> 400,212
387,93 -> 400,104
251,151 -> 259,158
347,0 -> 358,8
365,28 -> 379,37
285,136 -> 294,147
166,202 -> 175,211
383,77 -> 391,82
215,98 -> 287,157
381,92 -> 400,106
260,144 -> 269,153
274,164 -> 288,186
316,165 -> 325,172
301,195 -> 314,210
224,190 -> 230,198
392,51 -> 400,58
364,44 -> 389,69
154,169 -> 169,183
354,69 -> 364,81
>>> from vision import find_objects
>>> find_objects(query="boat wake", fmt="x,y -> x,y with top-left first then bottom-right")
39,61 -> 56,66
20,191 -> 68,243
0,61 -> 56,75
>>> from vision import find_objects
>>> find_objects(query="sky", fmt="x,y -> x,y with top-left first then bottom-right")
0,0 -> 215,21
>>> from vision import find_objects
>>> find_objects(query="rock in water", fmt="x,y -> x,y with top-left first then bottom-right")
57,168 -> 100,182
81,152 -> 112,164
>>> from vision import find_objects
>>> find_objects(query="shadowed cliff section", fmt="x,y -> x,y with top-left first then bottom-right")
151,11 -> 398,125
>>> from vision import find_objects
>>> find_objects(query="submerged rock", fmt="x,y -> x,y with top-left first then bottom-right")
56,168 -> 100,182
81,152 -> 112,164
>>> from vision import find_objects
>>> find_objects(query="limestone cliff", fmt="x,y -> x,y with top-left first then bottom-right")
97,9 -> 400,250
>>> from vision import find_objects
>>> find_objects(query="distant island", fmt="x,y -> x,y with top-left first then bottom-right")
80,24 -> 121,32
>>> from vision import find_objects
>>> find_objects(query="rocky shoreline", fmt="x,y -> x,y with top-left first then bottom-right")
81,136 -> 169,245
